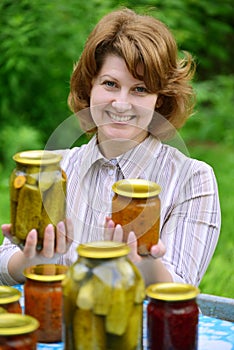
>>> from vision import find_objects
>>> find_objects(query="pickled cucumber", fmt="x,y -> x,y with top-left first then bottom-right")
15,184 -> 42,239
39,165 -> 60,191
106,285 -> 134,336
73,308 -> 106,349
76,277 -> 94,310
26,166 -> 39,185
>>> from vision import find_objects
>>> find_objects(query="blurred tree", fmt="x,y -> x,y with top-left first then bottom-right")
119,0 -> 234,79
0,0 -> 233,169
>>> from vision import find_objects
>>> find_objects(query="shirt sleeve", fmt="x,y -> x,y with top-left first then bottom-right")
160,161 -> 221,286
0,237 -> 22,285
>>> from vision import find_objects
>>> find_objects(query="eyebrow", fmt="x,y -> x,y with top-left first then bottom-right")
98,74 -> 146,86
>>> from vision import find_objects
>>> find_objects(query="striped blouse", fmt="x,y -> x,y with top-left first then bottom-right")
0,134 -> 221,286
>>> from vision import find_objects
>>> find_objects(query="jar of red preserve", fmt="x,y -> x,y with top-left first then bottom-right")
0,313 -> 39,350
23,264 -> 68,343
0,286 -> 22,314
146,283 -> 200,350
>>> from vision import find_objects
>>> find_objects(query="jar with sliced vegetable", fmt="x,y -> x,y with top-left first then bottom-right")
10,150 -> 66,250
62,241 -> 145,350
0,313 -> 39,350
112,179 -> 161,256
0,286 -> 22,314
24,264 -> 68,343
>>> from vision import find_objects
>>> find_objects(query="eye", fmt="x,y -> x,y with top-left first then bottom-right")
134,86 -> 148,94
102,80 -> 117,88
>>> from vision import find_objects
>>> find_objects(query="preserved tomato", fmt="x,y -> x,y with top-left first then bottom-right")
146,283 -> 199,350
10,150 -> 66,251
0,286 -> 22,314
62,241 -> 145,350
0,313 -> 39,350
24,264 -> 68,343
112,179 -> 161,255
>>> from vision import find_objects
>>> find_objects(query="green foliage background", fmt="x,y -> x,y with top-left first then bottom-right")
0,0 -> 233,297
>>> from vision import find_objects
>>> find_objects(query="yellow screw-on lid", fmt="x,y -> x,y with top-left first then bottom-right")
0,314 -> 39,335
13,150 -> 62,165
112,179 -> 161,198
23,264 -> 68,282
77,241 -> 130,258
0,286 -> 21,305
146,283 -> 200,301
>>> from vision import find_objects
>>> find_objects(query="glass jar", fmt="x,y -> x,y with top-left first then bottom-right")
112,179 -> 161,256
146,283 -> 200,350
10,150 -> 66,251
62,241 -> 145,350
0,313 -> 39,350
23,264 -> 68,343
0,286 -> 22,314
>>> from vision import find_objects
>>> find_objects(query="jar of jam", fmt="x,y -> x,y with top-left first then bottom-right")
0,313 -> 39,349
112,179 -> 161,256
0,286 -> 22,314
62,241 -> 145,350
23,264 -> 68,343
146,283 -> 200,350
10,150 -> 66,251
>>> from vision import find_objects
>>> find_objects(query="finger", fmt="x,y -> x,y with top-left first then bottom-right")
42,224 -> 55,258
150,239 -> 166,258
127,231 -> 141,263
112,224 -> 123,242
1,224 -> 12,240
65,218 -> 74,246
56,221 -> 67,254
104,219 -> 115,240
23,229 -> 38,258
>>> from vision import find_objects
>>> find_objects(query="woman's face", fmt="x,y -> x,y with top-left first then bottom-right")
90,54 -> 158,145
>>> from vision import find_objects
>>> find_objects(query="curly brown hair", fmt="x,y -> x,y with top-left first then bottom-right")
68,8 -> 196,139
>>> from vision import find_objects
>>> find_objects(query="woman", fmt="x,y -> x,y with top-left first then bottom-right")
0,8 -> 220,286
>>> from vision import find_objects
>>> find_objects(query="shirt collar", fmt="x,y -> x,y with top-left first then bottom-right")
79,134 -> 162,180
117,134 -> 162,179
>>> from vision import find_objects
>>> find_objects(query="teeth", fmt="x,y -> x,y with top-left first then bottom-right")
109,112 -> 132,122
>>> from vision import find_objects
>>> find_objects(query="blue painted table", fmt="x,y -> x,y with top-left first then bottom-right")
14,285 -> 234,350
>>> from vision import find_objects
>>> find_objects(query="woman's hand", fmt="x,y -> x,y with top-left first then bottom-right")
1,220 -> 73,283
2,220 -> 73,260
104,217 -> 166,264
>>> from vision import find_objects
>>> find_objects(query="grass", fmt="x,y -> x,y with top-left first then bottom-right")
187,142 -> 234,299
0,142 -> 233,299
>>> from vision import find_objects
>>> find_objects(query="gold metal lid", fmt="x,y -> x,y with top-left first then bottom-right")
0,314 -> 39,335
112,179 -> 161,198
146,283 -> 200,301
77,241 -> 130,258
13,150 -> 62,165
23,264 -> 68,282
0,307 -> 7,314
0,286 -> 21,304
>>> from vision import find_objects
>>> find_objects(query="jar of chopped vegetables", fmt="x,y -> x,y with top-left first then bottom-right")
0,286 -> 22,314
24,264 -> 68,343
62,241 -> 145,350
10,150 -> 66,251
0,313 -> 39,349
146,283 -> 200,350
112,179 -> 161,256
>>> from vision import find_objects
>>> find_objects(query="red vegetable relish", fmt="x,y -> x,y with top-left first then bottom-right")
146,283 -> 199,350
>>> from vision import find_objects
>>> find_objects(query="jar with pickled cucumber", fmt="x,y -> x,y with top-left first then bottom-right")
62,241 -> 145,350
10,150 -> 66,250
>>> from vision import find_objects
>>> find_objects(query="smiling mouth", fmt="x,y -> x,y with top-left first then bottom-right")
108,112 -> 134,123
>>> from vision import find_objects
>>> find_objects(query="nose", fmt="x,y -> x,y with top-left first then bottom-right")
112,101 -> 132,113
